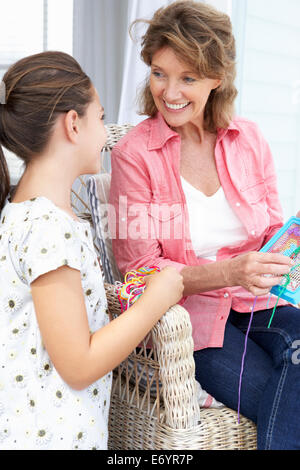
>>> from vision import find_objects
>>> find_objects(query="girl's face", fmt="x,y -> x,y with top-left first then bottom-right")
149,47 -> 221,129
78,88 -> 107,175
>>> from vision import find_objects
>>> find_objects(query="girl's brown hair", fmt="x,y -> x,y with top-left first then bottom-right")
132,0 -> 237,132
0,51 -> 93,211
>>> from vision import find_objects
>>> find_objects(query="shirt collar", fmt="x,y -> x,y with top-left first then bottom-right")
148,112 -> 240,151
217,119 -> 240,141
148,112 -> 179,150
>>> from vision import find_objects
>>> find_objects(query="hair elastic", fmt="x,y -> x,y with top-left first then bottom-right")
0,81 -> 6,104
116,266 -> 161,312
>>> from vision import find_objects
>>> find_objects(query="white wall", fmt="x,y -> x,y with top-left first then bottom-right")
205,0 -> 232,14
232,0 -> 300,218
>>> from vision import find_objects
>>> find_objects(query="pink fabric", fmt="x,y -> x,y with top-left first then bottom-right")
109,112 -> 288,351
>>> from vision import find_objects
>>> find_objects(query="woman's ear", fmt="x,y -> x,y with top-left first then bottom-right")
212,79 -> 222,90
64,110 -> 80,144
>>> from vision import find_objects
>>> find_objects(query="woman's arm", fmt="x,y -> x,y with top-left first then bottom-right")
109,146 -> 293,299
31,265 -> 183,391
181,251 -> 293,297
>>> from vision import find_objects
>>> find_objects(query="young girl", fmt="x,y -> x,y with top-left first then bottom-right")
0,51 -> 184,450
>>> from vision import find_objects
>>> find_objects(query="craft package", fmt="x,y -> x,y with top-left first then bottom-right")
260,217 -> 300,305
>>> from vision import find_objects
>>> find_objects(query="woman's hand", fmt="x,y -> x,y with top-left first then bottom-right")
144,266 -> 184,310
224,251 -> 293,297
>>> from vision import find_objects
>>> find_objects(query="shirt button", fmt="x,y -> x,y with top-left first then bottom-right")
236,202 -> 241,207
251,230 -> 256,236
121,217 -> 126,222
224,293 -> 229,299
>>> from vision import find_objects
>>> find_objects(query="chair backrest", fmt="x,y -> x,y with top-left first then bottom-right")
87,172 -> 122,284
71,123 -> 133,283
89,124 -> 134,283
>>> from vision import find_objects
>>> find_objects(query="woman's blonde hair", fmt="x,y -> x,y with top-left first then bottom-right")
132,0 -> 237,132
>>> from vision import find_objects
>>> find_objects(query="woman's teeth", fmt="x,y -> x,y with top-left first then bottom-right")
164,101 -> 190,110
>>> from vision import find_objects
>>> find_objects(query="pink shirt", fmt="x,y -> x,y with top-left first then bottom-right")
109,112 -> 287,350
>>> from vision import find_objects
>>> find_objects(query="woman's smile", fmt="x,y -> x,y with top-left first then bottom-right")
163,99 -> 191,112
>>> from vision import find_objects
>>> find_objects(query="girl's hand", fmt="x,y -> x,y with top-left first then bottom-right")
144,266 -> 184,310
225,251 -> 293,297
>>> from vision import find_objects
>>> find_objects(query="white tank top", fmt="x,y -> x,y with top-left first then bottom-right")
181,177 -> 248,261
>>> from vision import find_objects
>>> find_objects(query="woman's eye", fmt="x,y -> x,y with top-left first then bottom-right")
152,71 -> 163,78
101,114 -> 106,121
183,76 -> 196,83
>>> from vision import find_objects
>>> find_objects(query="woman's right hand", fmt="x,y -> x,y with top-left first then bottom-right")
225,251 -> 294,296
144,266 -> 184,310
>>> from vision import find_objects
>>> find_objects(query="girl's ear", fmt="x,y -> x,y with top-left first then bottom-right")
64,110 -> 80,144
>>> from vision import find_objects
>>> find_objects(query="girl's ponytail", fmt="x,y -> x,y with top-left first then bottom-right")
0,144 -> 10,212
0,95 -> 10,211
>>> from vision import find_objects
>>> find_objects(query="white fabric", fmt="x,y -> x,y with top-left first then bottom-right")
181,177 -> 248,261
0,197 -> 112,450
117,0 -> 174,126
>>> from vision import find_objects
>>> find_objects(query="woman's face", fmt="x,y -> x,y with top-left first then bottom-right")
150,47 -> 221,129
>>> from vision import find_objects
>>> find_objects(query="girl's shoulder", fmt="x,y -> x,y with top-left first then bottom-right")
1,196 -> 87,232
0,197 -> 92,285
0,196 -> 92,252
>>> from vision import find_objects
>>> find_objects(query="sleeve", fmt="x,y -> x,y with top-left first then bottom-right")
12,214 -> 82,285
109,146 -> 186,275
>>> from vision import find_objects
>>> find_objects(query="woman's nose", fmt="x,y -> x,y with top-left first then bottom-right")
163,80 -> 182,102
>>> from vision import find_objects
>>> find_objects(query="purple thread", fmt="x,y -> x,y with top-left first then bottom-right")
237,296 -> 257,424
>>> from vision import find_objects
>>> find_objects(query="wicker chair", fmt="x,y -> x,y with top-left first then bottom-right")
71,124 -> 257,450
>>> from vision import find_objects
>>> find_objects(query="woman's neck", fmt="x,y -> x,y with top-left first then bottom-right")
173,118 -> 208,144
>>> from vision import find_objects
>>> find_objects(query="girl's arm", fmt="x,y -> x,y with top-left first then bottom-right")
31,265 -> 183,391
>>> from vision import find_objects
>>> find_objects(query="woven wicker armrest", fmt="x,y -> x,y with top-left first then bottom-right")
104,282 -> 123,317
104,282 -> 200,430
152,304 -> 200,429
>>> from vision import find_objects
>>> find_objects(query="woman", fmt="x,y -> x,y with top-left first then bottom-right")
109,1 -> 300,450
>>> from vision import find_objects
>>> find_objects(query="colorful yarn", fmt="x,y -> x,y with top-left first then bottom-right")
116,266 -> 161,312
237,296 -> 257,424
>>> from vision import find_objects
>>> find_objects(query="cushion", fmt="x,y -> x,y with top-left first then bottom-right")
87,174 -> 122,284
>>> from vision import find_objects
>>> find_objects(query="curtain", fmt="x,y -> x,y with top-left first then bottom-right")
74,0 -> 181,126
73,0 -> 128,125
117,0 -> 175,126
